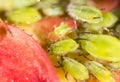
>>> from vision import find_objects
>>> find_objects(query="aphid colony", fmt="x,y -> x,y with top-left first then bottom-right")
42,1 -> 120,82
0,0 -> 120,82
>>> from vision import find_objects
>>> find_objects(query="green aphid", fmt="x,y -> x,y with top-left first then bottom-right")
0,0 -> 39,11
8,7 -> 42,25
54,23 -> 71,37
42,5 -> 65,16
51,39 -> 79,55
35,0 -> 59,9
70,0 -> 87,5
67,5 -> 103,23
0,0 -> 14,11
86,61 -> 115,82
79,34 -> 120,62
13,0 -> 39,9
84,12 -> 118,31
62,57 -> 89,81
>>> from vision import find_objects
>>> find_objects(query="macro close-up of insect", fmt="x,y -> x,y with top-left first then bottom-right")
0,0 -> 120,82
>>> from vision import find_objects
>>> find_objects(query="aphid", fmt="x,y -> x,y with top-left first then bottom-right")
58,56 -> 89,81
13,0 -> 40,9
86,61 -> 115,82
42,5 -> 65,16
70,0 -> 87,5
54,23 -> 71,38
67,4 -> 103,23
8,7 -> 42,25
51,39 -> 79,55
84,12 -> 118,31
79,34 -> 120,62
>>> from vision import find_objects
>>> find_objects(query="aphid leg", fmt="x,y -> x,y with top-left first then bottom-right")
65,72 -> 68,80
74,20 -> 80,36
111,28 -> 120,39
54,60 -> 62,68
103,27 -> 110,33
73,50 -> 83,60
65,73 -> 77,82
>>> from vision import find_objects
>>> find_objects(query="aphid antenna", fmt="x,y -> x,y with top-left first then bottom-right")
74,35 -> 89,42
111,28 -> 120,39
82,54 -> 92,61
83,21 -> 88,24
103,27 -> 110,32
55,56 -> 66,73
73,20 -> 80,36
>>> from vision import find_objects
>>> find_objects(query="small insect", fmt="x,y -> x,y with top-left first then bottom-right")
56,56 -> 89,82
86,61 -> 115,82
67,4 -> 103,23
79,34 -> 120,62
51,38 -> 79,55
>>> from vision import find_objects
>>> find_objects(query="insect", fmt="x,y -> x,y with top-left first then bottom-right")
56,56 -> 89,82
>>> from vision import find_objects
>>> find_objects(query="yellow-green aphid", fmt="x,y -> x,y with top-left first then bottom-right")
70,0 -> 87,5
84,12 -> 118,31
35,0 -> 59,9
0,0 -> 39,11
13,0 -> 39,9
54,23 -> 71,38
79,34 -> 120,62
67,4 -> 103,23
62,57 -> 89,81
0,0 -> 14,11
86,61 -> 115,82
42,5 -> 65,16
8,7 -> 42,25
51,39 -> 79,55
